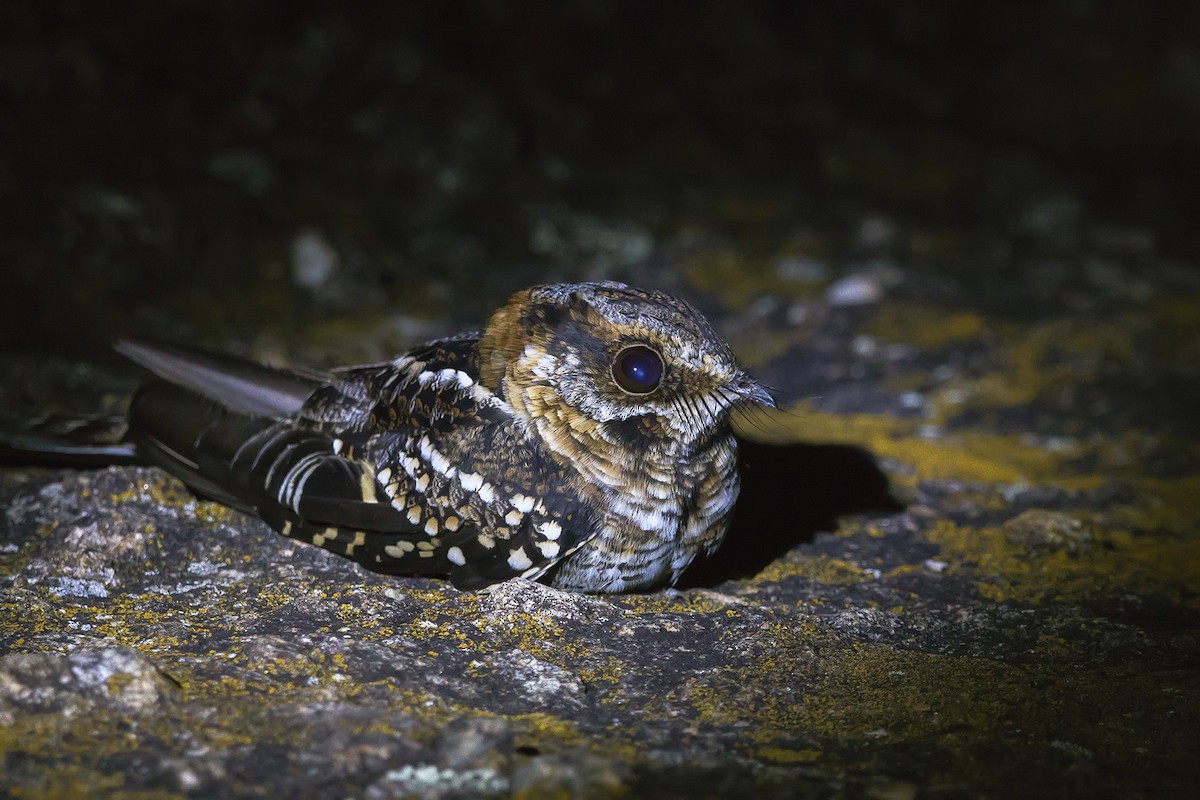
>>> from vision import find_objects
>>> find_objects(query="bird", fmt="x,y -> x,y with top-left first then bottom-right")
9,282 -> 775,593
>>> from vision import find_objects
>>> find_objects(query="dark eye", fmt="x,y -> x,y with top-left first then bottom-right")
612,345 -> 663,394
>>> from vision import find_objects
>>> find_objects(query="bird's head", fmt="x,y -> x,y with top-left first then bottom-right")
477,282 -> 774,449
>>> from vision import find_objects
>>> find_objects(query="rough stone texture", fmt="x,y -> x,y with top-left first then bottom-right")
3,4 -> 1199,798
4,257 -> 1198,797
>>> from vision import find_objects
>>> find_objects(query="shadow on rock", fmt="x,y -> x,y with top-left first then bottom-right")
678,439 -> 903,588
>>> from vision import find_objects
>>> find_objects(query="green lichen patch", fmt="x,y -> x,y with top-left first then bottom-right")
868,303 -> 988,351
738,405 -> 1066,486
786,643 -> 1199,796
924,516 -> 1200,609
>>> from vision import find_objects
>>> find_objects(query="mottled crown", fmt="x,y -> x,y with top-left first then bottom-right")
477,282 -> 772,445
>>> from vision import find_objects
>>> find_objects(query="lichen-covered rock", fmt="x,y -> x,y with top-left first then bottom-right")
4,270 -> 1200,799
3,359 -> 1197,799
0,646 -> 178,724
3,6 -> 1200,798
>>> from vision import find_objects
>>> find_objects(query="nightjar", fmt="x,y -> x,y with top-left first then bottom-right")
63,282 -> 775,593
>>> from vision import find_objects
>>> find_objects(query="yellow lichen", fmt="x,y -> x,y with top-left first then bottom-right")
924,518 -> 1200,607
868,304 -> 986,350
735,404 -> 1064,485
753,553 -> 873,586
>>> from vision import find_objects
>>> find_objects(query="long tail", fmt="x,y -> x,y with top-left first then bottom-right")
114,340 -> 333,514
1,340 -> 325,475
0,415 -> 142,467
113,340 -> 323,419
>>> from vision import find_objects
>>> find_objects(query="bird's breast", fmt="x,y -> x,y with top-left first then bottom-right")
544,425 -> 740,592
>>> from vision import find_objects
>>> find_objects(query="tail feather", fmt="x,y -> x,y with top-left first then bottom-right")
0,431 -> 142,467
2,340 -> 326,476
19,413 -> 130,443
123,380 -> 270,510
115,339 -> 325,419
112,339 -> 332,511
0,411 -> 141,467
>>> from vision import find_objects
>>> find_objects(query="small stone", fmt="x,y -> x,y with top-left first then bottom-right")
0,647 -> 177,725
854,214 -> 898,251
1002,509 -> 1092,553
826,274 -> 883,307
776,256 -> 830,283
291,230 -> 338,289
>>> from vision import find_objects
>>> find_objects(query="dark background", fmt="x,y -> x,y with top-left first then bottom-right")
2,1 -> 1198,354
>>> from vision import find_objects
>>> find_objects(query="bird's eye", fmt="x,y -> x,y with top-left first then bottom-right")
612,345 -> 663,394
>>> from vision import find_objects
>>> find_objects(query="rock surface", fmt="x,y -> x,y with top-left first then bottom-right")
3,4 -> 1199,798
4,258 -> 1198,797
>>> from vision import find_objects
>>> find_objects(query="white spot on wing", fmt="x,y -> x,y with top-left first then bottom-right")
359,467 -> 378,503
507,548 -> 533,571
385,541 -> 415,558
447,546 -> 466,566
429,447 -> 455,477
470,383 -> 500,406
536,520 -> 562,541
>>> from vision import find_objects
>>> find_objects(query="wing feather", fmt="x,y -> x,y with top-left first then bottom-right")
118,335 -> 594,590
116,339 -> 325,419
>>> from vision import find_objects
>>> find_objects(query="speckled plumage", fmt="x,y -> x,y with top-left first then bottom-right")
119,282 -> 774,593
